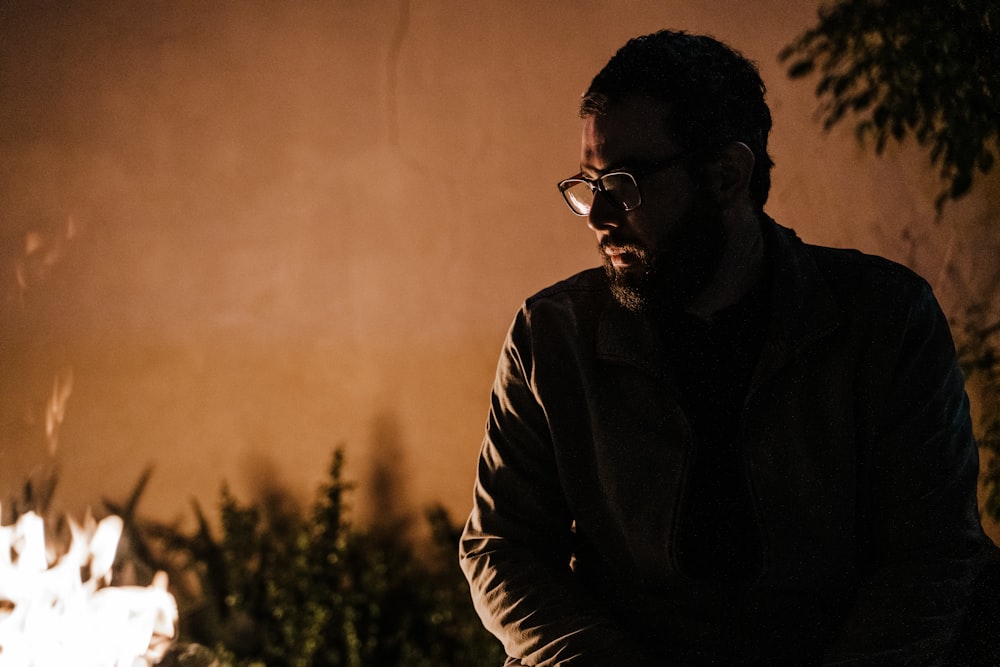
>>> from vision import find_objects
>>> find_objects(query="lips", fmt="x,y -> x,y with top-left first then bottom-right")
601,243 -> 645,270
605,247 -> 633,268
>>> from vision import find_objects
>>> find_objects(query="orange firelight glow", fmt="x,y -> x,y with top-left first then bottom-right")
0,0 -> 996,547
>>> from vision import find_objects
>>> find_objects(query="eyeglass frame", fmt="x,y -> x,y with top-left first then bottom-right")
556,148 -> 702,217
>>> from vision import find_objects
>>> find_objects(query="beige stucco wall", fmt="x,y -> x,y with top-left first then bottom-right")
2,1 -> 997,541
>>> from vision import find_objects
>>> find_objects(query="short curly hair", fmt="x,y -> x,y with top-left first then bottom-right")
581,30 -> 774,210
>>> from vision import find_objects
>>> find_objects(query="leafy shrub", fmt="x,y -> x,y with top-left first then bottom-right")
133,449 -> 503,667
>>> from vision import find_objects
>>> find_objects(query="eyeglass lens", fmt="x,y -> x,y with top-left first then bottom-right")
562,173 -> 640,215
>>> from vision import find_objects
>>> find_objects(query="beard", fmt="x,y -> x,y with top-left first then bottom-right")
601,190 -> 727,315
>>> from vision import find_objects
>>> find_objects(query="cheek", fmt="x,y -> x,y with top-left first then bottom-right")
634,218 -> 665,250
634,182 -> 698,248
629,204 -> 681,251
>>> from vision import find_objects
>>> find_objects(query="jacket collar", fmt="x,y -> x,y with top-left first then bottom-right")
596,217 -> 842,390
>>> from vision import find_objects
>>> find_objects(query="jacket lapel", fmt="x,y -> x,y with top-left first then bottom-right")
750,220 -> 842,398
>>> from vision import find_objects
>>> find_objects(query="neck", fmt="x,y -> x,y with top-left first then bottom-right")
686,212 -> 765,320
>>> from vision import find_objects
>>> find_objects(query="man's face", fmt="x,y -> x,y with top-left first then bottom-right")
580,95 -> 726,314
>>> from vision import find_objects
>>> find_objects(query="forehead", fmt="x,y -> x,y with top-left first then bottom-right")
581,95 -> 676,170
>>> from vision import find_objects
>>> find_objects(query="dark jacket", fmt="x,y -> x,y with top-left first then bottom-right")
460,219 -> 992,666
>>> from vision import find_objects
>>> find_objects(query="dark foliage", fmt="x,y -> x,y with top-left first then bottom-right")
125,449 -> 503,667
957,307 -> 1000,522
780,0 -> 999,211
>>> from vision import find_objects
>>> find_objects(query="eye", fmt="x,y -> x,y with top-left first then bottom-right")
601,173 -> 635,195
599,173 -> 641,210
560,180 -> 596,215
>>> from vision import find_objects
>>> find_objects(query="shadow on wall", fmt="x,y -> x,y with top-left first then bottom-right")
238,445 -> 303,528
368,408 -> 411,531
217,406 -> 416,536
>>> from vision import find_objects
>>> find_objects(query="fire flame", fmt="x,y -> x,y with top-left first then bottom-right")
6,215 -> 78,310
0,509 -> 177,666
45,367 -> 73,457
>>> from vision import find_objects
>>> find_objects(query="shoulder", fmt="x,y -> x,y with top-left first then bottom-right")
803,242 -> 933,309
502,268 -> 610,357
525,268 -> 609,306
769,220 -> 932,309
521,268 -> 611,324
806,243 -> 926,289
765,220 -> 945,346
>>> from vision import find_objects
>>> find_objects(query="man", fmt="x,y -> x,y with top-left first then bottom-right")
459,30 -> 997,666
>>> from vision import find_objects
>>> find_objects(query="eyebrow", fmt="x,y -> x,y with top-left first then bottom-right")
580,158 -> 643,178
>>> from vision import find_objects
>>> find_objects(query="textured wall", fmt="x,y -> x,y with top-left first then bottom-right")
2,1 -> 997,538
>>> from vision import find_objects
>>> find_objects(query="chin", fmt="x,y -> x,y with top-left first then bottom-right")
610,283 -> 649,313
604,262 -> 651,313
605,260 -> 703,316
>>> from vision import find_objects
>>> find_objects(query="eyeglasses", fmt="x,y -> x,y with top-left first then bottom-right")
556,151 -> 694,216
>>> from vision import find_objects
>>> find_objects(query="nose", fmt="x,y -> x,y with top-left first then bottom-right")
586,190 -> 622,232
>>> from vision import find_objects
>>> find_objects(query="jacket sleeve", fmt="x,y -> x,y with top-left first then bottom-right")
821,283 -> 991,665
459,308 -> 663,667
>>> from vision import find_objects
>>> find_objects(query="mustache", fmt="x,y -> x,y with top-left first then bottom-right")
598,238 -> 648,256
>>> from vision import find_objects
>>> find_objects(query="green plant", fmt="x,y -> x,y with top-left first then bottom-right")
130,448 -> 503,667
780,0 -> 999,211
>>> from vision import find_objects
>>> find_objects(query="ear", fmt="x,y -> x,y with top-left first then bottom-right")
709,141 -> 755,205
